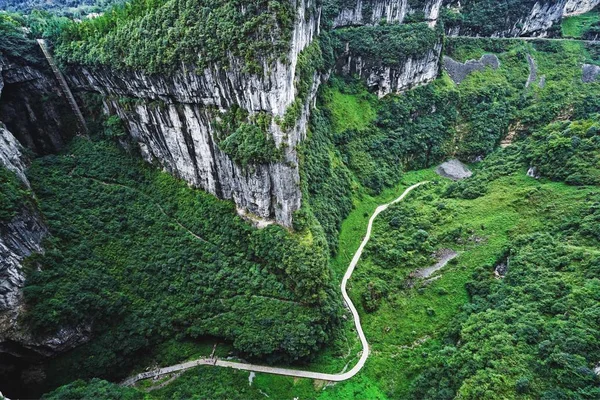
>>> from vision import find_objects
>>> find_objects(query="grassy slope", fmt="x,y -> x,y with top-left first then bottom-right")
154,39 -> 599,398
561,10 -> 600,38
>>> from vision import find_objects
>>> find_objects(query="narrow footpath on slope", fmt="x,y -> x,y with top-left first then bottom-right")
122,182 -> 428,386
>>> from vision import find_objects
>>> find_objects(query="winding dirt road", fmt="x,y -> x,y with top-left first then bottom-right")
122,182 -> 428,386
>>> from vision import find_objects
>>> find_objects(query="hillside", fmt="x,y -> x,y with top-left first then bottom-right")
1,0 -> 600,399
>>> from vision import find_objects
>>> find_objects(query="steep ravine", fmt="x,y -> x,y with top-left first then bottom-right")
336,40 -> 443,97
0,48 -> 88,397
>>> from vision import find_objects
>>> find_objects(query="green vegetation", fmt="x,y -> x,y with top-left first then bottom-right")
24,137 -> 340,390
441,0 -> 561,37
413,233 -> 600,399
0,167 -> 30,221
53,0 -> 296,74
300,37 -> 600,252
562,10 -> 600,38
214,107 -> 282,168
0,12 -> 45,66
42,378 -> 144,400
0,0 -> 125,17
525,118 -> 600,186
8,5 -> 600,399
280,39 -> 327,130
331,23 -> 441,67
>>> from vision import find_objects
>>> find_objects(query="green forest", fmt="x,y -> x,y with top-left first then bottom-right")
40,35 -> 600,400
22,136 -> 340,391
52,0 -> 296,74
1,0 -> 600,399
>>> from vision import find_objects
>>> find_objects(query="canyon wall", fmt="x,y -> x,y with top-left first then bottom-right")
66,0 -> 321,227
329,0 -> 600,37
0,54 -> 88,365
0,54 -> 75,155
445,0 -> 600,37
331,0 -> 444,28
336,41 -> 443,96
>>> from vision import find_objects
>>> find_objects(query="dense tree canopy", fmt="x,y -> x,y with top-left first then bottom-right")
53,0 -> 297,74
24,137 -> 340,388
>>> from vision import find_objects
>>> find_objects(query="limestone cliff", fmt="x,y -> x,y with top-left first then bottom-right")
331,0 -> 444,28
0,61 -> 88,365
66,0 -> 320,227
0,52 -> 75,154
336,41 -> 442,96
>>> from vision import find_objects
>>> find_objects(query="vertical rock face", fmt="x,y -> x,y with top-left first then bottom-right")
0,55 -> 75,155
0,72 -> 89,364
66,0 -> 321,227
564,0 -> 600,16
0,122 -> 29,186
445,0 -> 600,37
332,0 -> 444,28
336,41 -> 443,97
0,73 -> 43,319
0,124 -> 48,358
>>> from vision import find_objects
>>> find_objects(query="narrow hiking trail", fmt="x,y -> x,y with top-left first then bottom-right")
122,182 -> 428,386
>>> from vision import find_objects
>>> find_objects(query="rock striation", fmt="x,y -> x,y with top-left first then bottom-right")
331,0 -> 444,28
0,53 -> 75,155
66,0 -> 321,227
446,0 -> 600,37
336,41 -> 443,97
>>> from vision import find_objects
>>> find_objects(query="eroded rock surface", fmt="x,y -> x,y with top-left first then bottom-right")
436,159 -> 473,180
336,41 -> 443,96
66,0 -> 321,227
331,0 -> 444,28
582,64 -> 600,83
443,54 -> 499,84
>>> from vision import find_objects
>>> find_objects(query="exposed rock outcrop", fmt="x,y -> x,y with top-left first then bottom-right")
331,0 -> 444,28
443,54 -> 499,84
436,159 -> 472,180
0,53 -> 75,155
564,0 -> 600,16
526,54 -> 538,88
336,40 -> 443,97
582,63 -> 600,82
0,124 -> 29,186
66,0 -> 320,227
446,0 -> 600,37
